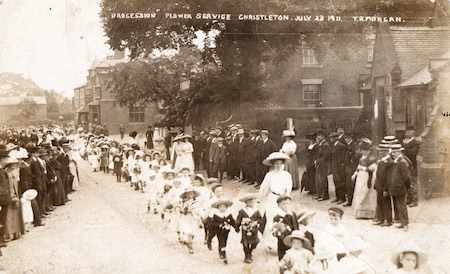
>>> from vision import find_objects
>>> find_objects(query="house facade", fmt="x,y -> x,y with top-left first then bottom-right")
73,51 -> 162,134
369,24 -> 450,142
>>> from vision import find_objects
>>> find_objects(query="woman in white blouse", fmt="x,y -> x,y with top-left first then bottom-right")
258,152 -> 293,250
280,130 -> 300,190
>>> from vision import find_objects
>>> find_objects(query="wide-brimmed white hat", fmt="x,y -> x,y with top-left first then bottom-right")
211,199 -> 233,208
179,187 -> 201,199
22,189 -> 38,201
283,230 -> 312,249
239,193 -> 259,203
390,242 -> 428,267
262,152 -> 291,166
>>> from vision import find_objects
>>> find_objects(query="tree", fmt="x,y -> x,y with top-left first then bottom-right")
101,0 -> 446,125
12,98 -> 39,123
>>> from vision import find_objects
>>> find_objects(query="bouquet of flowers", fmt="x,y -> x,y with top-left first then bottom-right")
179,199 -> 196,215
271,219 -> 291,237
220,219 -> 233,231
241,217 -> 259,236
163,184 -> 172,194
132,165 -> 142,175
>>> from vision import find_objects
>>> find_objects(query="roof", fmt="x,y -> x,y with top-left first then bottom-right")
89,58 -> 128,70
76,105 -> 89,113
398,51 -> 450,87
88,100 -> 100,106
390,26 -> 450,81
0,96 -> 47,106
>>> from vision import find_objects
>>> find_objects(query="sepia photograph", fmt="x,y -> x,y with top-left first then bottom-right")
0,0 -> 449,273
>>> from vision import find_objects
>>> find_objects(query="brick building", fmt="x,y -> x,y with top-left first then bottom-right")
73,51 -> 162,134
255,35 -> 373,143
0,96 -> 47,124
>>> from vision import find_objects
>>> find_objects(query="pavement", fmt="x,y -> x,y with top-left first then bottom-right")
1,158 -> 449,273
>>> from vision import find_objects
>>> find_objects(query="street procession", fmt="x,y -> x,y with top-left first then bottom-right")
1,0 -> 450,273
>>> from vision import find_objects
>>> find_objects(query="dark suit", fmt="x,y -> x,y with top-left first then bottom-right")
237,137 -> 247,179
345,140 -> 359,205
331,141 -> 347,201
388,155 -> 410,226
228,135 -> 239,178
258,138 -> 278,184
209,144 -> 227,182
243,138 -> 256,183
30,157 -> 46,215
273,212 -> 299,260
204,137 -> 214,177
57,153 -> 71,195
403,138 -> 420,205
315,140 -> 331,200
375,156 -> 393,223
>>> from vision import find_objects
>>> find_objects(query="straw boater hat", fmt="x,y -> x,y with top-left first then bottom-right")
260,129 -> 269,135
262,152 -> 291,166
211,199 -> 233,208
179,187 -> 201,199
381,135 -> 398,144
282,130 -> 296,137
283,230 -> 312,249
389,144 -> 405,152
390,243 -> 428,267
237,129 -> 244,134
239,193 -> 259,203
216,137 -> 224,142
377,143 -> 391,150
22,189 -> 38,201
297,209 -> 316,224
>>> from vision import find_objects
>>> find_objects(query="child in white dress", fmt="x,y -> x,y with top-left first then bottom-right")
279,230 -> 314,274
390,243 -> 428,274
179,167 -> 192,189
167,179 -> 184,236
177,187 -> 203,254
144,170 -> 158,214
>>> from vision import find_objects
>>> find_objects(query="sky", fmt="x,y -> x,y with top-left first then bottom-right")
0,0 -> 111,98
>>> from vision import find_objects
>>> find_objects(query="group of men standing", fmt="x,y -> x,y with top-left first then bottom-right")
192,125 -> 278,186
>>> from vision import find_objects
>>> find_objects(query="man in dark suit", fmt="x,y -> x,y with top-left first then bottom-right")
204,130 -> 217,177
373,143 -> 393,227
57,144 -> 71,199
29,146 -> 48,218
343,132 -> 359,207
329,132 -> 347,204
243,130 -> 257,184
252,130 -> 263,186
227,126 -> 239,180
336,126 -> 346,145
314,130 -> 331,201
258,130 -> 277,185
209,137 -> 228,182
402,125 -> 421,208
237,129 -> 247,181
387,144 -> 411,231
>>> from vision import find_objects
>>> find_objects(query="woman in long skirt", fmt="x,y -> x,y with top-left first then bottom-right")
280,130 -> 300,190
304,132 -> 317,194
258,152 -> 293,250
351,138 -> 377,219
4,158 -> 25,240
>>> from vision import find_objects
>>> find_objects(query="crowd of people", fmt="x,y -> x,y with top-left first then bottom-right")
0,123 -> 426,273
0,125 -> 79,257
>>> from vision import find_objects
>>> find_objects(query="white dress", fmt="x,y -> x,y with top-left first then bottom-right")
144,178 -> 158,204
175,142 -> 195,174
173,142 -> 184,172
20,198 -> 33,223
258,169 -> 293,249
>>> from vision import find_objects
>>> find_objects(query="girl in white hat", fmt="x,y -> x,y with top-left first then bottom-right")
159,170 -> 176,225
177,187 -> 203,254
278,230 -> 313,274
167,179 -> 184,234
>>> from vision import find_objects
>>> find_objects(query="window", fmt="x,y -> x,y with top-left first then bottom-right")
367,44 -> 374,63
301,42 -> 319,65
301,79 -> 322,107
129,105 -> 145,123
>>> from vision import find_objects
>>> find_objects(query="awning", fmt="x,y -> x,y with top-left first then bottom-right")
76,105 -> 89,113
88,100 -> 100,106
398,66 -> 431,88
301,79 -> 323,85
